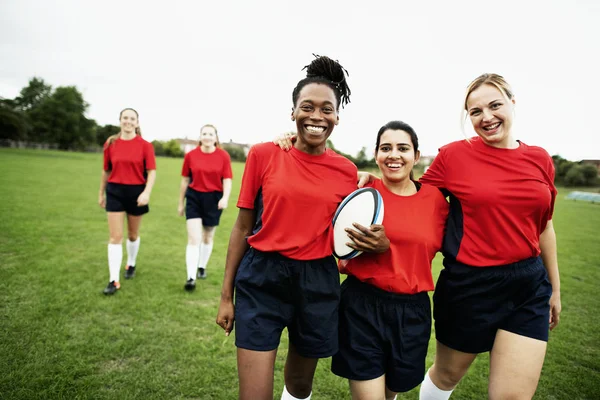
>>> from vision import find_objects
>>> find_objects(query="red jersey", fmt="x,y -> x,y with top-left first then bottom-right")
340,180 -> 449,294
103,135 -> 156,185
420,137 -> 557,267
181,147 -> 233,192
237,143 -> 357,260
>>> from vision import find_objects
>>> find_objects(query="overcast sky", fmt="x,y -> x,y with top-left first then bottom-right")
1,0 -> 598,160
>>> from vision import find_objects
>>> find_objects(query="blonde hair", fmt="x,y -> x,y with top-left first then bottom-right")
200,124 -> 221,148
461,74 -> 514,136
107,108 -> 141,145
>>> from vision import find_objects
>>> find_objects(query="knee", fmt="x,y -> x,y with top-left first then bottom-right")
286,379 -> 312,399
431,363 -> 466,390
109,235 -> 123,244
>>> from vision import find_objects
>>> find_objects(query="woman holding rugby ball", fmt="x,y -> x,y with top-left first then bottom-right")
98,108 -> 156,295
178,124 -> 232,291
275,121 -> 449,400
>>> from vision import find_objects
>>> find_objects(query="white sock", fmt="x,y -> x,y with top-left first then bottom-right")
126,237 -> 140,266
199,242 -> 213,270
108,243 -> 123,282
419,368 -> 453,400
186,244 -> 200,280
281,385 -> 311,400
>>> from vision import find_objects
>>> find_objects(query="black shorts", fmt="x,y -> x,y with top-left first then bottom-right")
105,183 -> 149,216
434,256 -> 552,354
331,276 -> 431,393
234,247 -> 341,358
185,188 -> 223,227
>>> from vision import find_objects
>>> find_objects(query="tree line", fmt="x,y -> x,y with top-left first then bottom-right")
1,78 -> 596,186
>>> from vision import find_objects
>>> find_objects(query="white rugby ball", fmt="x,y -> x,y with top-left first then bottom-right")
332,188 -> 384,260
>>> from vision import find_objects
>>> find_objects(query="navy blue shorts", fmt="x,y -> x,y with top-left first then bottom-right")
105,183 -> 148,216
234,248 -> 341,358
185,188 -> 223,226
434,256 -> 552,354
331,276 -> 431,393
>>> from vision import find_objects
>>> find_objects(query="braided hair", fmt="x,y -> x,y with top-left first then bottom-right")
292,54 -> 351,110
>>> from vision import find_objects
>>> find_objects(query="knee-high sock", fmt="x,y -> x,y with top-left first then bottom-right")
199,242 -> 213,270
186,244 -> 200,280
108,243 -> 123,282
419,368 -> 453,400
126,237 -> 140,266
281,385 -> 311,400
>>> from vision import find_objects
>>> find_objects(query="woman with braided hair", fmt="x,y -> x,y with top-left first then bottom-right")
216,55 -> 363,400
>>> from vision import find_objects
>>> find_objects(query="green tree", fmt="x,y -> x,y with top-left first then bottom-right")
0,101 -> 27,140
96,124 -> 120,147
564,165 -> 586,186
222,144 -> 246,161
28,86 -> 94,149
152,140 -> 165,156
163,139 -> 184,157
580,164 -> 599,185
16,77 -> 52,111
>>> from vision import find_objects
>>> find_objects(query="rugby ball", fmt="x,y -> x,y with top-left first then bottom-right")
332,188 -> 384,260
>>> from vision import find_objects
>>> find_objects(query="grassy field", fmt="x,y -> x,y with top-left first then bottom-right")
0,148 -> 599,399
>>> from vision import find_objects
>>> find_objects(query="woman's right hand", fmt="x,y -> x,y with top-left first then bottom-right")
273,133 -> 296,151
177,202 -> 184,217
216,298 -> 235,336
98,194 -> 105,208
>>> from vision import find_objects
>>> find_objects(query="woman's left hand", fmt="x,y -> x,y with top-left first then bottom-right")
218,198 -> 228,210
549,291 -> 561,330
345,223 -> 390,253
137,191 -> 150,206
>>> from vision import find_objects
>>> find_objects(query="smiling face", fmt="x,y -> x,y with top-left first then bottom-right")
466,83 -> 515,148
119,109 -> 139,134
375,129 -> 419,185
291,83 -> 339,155
200,125 -> 218,148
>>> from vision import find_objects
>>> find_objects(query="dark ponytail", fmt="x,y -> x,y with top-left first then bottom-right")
292,54 -> 351,110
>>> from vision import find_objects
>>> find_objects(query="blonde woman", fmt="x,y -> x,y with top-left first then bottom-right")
98,108 -> 156,295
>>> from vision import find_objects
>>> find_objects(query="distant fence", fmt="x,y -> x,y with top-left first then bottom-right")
0,139 -> 59,150
0,140 -> 101,152
565,191 -> 600,204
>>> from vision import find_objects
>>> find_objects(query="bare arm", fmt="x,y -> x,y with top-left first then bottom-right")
178,176 -> 190,216
218,178 -> 233,210
216,208 -> 256,335
540,219 -> 561,330
137,170 -> 156,207
98,170 -> 109,208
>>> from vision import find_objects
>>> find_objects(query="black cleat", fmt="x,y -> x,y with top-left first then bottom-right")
184,278 -> 196,291
125,265 -> 136,279
103,281 -> 120,295
197,268 -> 207,279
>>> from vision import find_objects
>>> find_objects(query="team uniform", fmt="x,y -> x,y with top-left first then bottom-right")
420,137 -> 557,353
102,135 -> 156,293
234,143 -> 357,357
181,146 -> 233,226
104,135 -> 156,215
331,179 -> 449,392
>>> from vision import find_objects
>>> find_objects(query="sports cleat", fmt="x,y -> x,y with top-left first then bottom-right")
184,278 -> 196,291
197,268 -> 207,279
103,281 -> 120,295
125,265 -> 136,279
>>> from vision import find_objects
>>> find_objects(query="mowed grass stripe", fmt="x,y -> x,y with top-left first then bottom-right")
0,148 -> 599,399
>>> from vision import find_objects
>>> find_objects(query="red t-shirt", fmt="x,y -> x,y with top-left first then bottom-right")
103,135 -> 156,185
237,143 -> 358,260
340,179 -> 449,294
181,147 -> 233,192
420,137 -> 557,267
